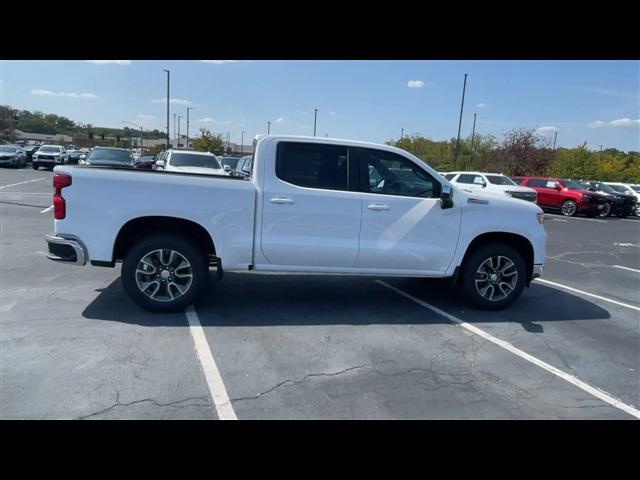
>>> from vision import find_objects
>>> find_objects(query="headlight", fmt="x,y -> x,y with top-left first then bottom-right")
536,212 -> 544,224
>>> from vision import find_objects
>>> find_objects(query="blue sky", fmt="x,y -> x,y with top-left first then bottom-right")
1,60 -> 638,151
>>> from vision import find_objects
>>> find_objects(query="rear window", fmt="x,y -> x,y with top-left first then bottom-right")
88,149 -> 133,164
169,152 -> 222,169
276,142 -> 349,191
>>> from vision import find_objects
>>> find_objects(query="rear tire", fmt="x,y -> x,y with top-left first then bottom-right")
461,243 -> 526,310
121,234 -> 209,313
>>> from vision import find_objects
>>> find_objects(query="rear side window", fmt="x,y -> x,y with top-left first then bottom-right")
444,173 -> 456,180
276,142 -> 350,191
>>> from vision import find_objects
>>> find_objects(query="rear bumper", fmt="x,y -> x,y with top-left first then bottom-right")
45,234 -> 87,265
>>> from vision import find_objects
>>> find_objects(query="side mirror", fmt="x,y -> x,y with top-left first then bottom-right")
555,184 -> 563,191
481,181 -> 487,188
155,160 -> 165,168
441,183 -> 454,209
223,164 -> 232,172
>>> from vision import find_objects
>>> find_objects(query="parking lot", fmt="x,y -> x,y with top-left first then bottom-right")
1,166 -> 639,419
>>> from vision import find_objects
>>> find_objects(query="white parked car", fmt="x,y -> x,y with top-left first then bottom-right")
155,149 -> 228,175
444,171 -> 537,203
45,135 -> 546,312
32,145 -> 69,170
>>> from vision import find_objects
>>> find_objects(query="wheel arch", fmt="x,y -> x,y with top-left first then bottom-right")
458,232 -> 534,286
112,216 -> 217,264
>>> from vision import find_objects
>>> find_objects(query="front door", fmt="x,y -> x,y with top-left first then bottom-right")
355,147 -> 461,273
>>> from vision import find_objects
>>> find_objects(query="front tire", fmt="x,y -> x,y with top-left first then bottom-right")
121,234 -> 209,313
598,203 -> 612,217
32,162 -> 39,170
461,243 -> 526,310
561,200 -> 578,217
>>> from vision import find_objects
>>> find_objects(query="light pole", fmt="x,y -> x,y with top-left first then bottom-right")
313,108 -> 318,137
177,115 -> 182,149
186,107 -> 193,149
267,121 -> 271,134
553,131 -> 558,150
469,113 -> 477,169
453,73 -> 468,170
173,113 -> 177,148
400,128 -> 404,141
122,120 -> 143,155
241,131 -> 245,154
163,69 -> 170,149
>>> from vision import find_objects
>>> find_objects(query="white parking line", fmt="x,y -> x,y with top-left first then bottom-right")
376,280 -> 640,419
612,265 -> 640,274
545,214 -> 607,223
184,306 -> 237,420
0,178 -> 45,190
40,205 -> 53,213
535,278 -> 640,312
614,242 -> 640,248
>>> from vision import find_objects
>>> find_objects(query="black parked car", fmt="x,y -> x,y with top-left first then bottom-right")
23,145 -> 40,163
133,155 -> 156,170
578,180 -> 637,218
66,150 -> 88,165
80,147 -> 134,168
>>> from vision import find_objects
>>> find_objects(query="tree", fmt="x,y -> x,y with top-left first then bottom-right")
192,128 -> 225,155
496,128 -> 553,176
0,105 -> 18,143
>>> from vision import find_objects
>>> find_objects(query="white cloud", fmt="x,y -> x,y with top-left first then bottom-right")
588,118 -> 640,129
151,98 -> 193,106
198,117 -> 232,125
536,126 -> 560,135
275,117 -> 284,124
609,118 -> 640,128
31,89 -> 57,96
200,60 -> 238,64
476,103 -> 487,109
136,114 -> 156,121
588,120 -> 607,129
31,89 -> 98,99
407,80 -> 425,89
87,60 -> 131,65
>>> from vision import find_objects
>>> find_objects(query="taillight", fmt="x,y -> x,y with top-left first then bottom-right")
53,173 -> 72,219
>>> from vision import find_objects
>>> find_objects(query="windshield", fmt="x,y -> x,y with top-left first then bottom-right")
594,183 -> 615,194
0,146 -> 18,153
486,175 -> 517,186
88,149 -> 133,164
608,184 -> 630,194
559,179 -> 585,190
169,153 -> 222,169
39,146 -> 62,153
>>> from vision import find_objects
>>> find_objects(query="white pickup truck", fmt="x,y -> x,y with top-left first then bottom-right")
46,135 -> 546,312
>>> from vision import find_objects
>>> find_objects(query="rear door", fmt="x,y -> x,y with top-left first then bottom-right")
260,141 -> 361,267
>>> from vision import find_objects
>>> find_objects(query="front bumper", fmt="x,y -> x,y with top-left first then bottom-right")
45,234 -> 87,265
0,158 -> 18,165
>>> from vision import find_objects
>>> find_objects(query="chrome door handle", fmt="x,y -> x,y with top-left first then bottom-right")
367,203 -> 390,211
270,197 -> 295,204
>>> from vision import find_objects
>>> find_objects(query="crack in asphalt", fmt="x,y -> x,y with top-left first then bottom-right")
78,395 -> 211,420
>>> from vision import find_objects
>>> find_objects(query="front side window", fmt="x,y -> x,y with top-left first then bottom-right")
456,174 -> 485,185
486,175 -> 517,186
276,142 -> 350,191
559,180 -> 584,190
360,148 -> 440,198
526,179 -> 548,188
